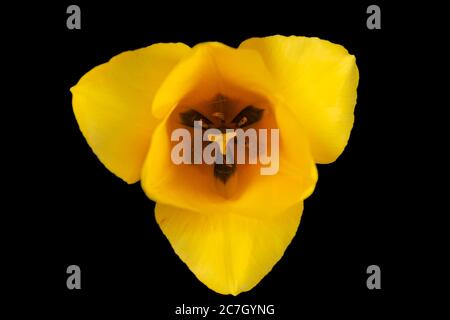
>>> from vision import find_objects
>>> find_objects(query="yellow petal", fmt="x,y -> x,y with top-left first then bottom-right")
71,43 -> 191,183
141,43 -> 317,218
151,42 -> 276,119
240,35 -> 359,163
155,201 -> 304,295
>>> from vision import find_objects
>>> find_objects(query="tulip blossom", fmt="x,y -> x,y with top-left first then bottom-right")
71,35 -> 359,295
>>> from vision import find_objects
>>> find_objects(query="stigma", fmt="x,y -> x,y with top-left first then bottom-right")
207,131 -> 237,155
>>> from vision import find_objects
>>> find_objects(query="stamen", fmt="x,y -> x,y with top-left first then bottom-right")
214,162 -> 236,184
179,109 -> 213,128
232,106 -> 264,128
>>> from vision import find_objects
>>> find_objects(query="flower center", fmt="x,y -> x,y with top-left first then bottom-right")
177,94 -> 266,184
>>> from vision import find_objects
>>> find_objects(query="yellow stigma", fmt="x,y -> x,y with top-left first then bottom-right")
207,131 -> 237,155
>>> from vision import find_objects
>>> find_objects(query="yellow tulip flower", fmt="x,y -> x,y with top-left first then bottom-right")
70,35 -> 359,295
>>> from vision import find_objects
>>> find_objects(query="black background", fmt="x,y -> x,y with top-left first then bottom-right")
8,1 -> 429,317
